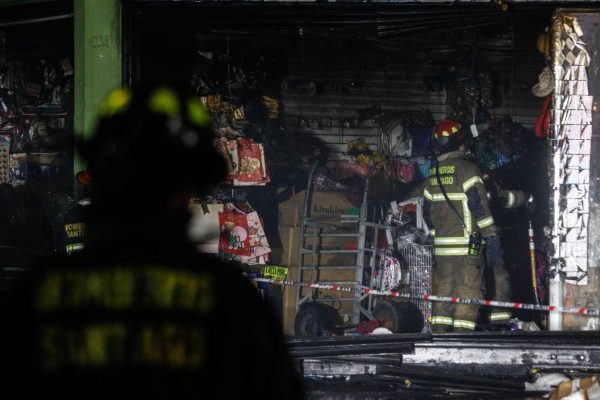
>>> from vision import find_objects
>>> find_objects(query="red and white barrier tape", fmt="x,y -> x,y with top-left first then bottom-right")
253,278 -> 600,317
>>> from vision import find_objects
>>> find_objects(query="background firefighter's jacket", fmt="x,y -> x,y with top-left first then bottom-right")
423,151 -> 497,256
482,173 -> 527,210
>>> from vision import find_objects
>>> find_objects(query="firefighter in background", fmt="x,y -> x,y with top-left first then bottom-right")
56,170 -> 91,255
481,174 -> 529,327
423,119 -> 503,333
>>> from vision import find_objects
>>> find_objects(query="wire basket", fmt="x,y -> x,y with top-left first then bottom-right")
399,244 -> 433,326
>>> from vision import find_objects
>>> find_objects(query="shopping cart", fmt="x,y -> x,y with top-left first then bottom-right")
399,243 -> 433,328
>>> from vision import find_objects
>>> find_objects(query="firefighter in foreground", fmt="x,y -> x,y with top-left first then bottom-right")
0,85 -> 304,399
424,119 -> 504,333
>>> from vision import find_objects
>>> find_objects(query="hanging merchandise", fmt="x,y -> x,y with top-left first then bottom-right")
427,47 -> 500,123
192,52 -> 244,104
414,157 -> 431,180
311,164 -> 366,208
537,28 -> 551,61
58,58 -> 74,78
473,132 -> 499,171
203,93 -> 246,132
261,95 -> 279,119
219,204 -> 252,256
345,137 -> 386,177
377,113 -> 411,158
218,203 -> 271,262
406,110 -> 435,158
375,251 -> 402,292
407,125 -> 431,158
216,137 -> 270,186
337,160 -> 368,179
235,138 -> 270,186
237,49 -> 288,96
347,137 -> 372,160
312,166 -> 349,192
534,95 -> 552,139
471,116 -> 530,171
0,56 -> 73,186
245,211 -> 271,260
191,47 -> 286,268
194,48 -> 286,127
0,89 -> 17,134
8,152 -> 26,184
532,66 -> 555,98
390,158 -> 417,183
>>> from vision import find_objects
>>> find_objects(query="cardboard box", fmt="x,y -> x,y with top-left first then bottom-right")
277,189 -> 360,228
278,189 -> 359,266
309,191 -> 360,220
278,189 -> 304,228
279,226 -> 301,267
278,226 -> 300,335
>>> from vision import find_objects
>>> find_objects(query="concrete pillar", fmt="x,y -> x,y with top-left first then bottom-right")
74,0 -> 122,175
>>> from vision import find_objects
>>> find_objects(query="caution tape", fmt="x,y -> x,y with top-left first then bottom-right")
253,278 -> 600,317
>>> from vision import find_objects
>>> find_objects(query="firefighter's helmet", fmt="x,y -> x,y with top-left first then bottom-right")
430,119 -> 463,156
78,84 -> 227,198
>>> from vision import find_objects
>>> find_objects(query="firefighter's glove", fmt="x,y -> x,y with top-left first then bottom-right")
484,235 -> 504,270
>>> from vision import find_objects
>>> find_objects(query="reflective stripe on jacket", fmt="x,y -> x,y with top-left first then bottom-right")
423,151 -> 497,256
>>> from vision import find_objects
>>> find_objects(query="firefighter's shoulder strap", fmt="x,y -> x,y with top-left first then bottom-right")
434,159 -> 470,235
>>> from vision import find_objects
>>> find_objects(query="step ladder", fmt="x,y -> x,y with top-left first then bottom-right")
295,162 -> 391,324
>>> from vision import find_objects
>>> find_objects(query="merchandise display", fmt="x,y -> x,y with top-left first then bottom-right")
219,203 -> 271,262
0,58 -> 72,185
191,45 -> 332,271
178,14 -> 560,334
0,21 -> 74,276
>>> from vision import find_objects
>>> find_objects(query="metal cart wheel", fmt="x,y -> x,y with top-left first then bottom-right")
372,299 -> 424,333
294,302 -> 343,338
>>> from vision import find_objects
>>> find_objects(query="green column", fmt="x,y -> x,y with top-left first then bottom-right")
74,0 -> 122,174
